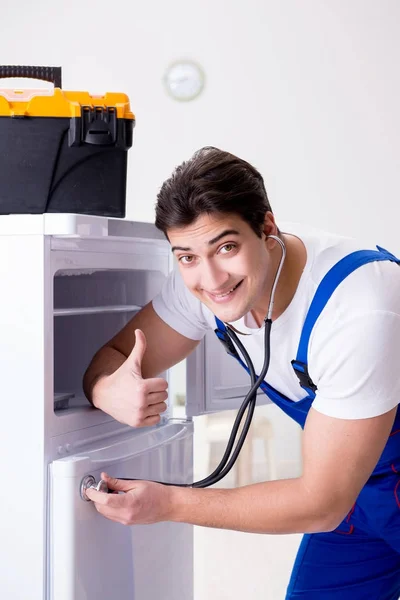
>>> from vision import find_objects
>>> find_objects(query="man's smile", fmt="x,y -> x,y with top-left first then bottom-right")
203,279 -> 244,303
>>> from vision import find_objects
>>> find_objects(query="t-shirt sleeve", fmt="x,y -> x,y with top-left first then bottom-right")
309,310 -> 400,419
152,268 -> 210,340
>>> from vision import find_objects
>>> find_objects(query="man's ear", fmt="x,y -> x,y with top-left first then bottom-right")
262,211 -> 278,238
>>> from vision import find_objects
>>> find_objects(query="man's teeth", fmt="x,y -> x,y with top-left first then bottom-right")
215,283 -> 240,298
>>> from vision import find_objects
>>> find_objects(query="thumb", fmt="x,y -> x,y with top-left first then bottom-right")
126,329 -> 147,377
101,472 -> 136,492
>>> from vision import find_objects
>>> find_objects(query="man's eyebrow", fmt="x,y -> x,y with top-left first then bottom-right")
171,245 -> 191,253
208,229 -> 240,246
171,229 -> 240,253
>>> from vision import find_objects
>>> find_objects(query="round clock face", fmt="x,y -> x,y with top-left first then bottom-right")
164,61 -> 205,102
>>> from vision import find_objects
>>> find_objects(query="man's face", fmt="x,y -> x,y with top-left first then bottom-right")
168,212 -> 275,323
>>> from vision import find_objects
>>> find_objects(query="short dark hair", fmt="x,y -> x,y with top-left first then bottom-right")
155,147 -> 272,238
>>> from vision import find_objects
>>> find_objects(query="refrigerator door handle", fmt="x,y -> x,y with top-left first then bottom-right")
87,423 -> 190,466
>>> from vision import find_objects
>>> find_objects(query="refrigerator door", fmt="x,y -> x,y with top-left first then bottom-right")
186,329 -> 270,417
49,422 -> 193,600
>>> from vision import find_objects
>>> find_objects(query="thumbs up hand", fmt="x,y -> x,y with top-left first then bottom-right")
93,329 -> 169,427
126,328 -> 147,379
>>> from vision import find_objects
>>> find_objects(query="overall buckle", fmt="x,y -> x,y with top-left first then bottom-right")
291,360 -> 317,393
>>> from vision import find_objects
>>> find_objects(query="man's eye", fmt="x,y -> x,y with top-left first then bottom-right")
219,244 -> 236,254
179,255 -> 194,264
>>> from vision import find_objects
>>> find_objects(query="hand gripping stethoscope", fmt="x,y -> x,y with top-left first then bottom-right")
81,235 -> 286,500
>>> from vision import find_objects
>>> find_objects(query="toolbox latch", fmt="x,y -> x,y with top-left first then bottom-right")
69,106 -> 118,147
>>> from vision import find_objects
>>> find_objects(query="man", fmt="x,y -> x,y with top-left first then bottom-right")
84,147 -> 400,599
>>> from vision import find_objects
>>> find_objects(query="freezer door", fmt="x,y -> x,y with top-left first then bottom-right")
186,329 -> 269,417
49,422 -> 193,600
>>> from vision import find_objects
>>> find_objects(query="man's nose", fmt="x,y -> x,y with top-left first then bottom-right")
201,261 -> 229,291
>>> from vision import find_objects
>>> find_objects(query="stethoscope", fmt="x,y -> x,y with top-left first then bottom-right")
81,235 -> 286,500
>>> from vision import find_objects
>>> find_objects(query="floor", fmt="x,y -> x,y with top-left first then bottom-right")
194,527 -> 301,600
192,407 -> 303,600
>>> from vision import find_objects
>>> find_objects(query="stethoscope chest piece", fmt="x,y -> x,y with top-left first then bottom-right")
80,474 -> 109,501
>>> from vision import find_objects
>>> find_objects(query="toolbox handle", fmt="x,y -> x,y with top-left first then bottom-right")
0,65 -> 62,88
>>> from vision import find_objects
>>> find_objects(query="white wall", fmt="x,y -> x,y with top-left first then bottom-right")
1,0 -> 400,250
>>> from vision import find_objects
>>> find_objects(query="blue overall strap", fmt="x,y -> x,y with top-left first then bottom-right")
214,316 -> 294,407
292,245 -> 400,396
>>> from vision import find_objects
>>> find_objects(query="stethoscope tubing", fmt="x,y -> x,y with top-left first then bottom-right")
116,235 -> 286,489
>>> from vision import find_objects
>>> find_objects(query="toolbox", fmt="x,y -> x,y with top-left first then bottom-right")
0,66 -> 135,217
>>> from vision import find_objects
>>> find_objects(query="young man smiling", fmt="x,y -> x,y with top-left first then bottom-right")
84,147 -> 400,599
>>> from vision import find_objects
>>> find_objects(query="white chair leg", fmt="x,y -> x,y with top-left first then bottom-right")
194,417 -> 211,479
236,430 -> 253,486
264,436 -> 277,480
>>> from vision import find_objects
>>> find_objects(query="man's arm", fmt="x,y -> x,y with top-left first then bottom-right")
83,301 -> 199,425
168,406 -> 397,532
87,406 -> 397,532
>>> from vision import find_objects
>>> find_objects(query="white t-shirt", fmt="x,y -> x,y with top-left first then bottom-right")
152,223 -> 400,420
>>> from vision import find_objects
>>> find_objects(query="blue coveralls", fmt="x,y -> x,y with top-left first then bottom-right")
214,247 -> 400,599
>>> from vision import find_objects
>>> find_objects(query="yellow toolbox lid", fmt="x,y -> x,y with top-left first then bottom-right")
0,88 -> 135,119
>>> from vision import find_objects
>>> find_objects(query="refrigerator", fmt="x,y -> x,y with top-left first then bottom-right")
0,213 -> 269,600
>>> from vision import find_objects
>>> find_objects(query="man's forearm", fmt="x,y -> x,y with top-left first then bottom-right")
168,478 -> 340,534
83,345 -> 126,405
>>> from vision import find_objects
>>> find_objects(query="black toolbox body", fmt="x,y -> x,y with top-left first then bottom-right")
0,66 -> 135,217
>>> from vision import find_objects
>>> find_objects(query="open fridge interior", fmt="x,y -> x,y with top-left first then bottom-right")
53,267 -> 166,415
